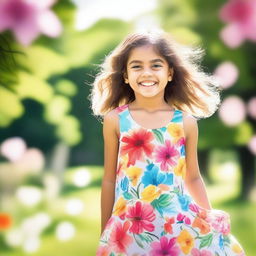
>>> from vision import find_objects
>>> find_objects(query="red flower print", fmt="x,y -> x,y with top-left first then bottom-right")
121,129 -> 154,167
126,201 -> 156,234
0,213 -> 12,230
154,140 -> 179,171
164,217 -> 175,234
109,221 -> 133,254
150,236 -> 180,256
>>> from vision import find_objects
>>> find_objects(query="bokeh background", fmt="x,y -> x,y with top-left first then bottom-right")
0,0 -> 255,255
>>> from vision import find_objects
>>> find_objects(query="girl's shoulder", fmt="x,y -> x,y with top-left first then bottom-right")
103,106 -> 125,139
180,110 -> 198,140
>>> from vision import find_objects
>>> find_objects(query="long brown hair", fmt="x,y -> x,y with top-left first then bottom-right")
88,30 -> 221,122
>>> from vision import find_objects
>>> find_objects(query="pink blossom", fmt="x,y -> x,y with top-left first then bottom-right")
191,248 -> 213,256
126,201 -> 156,234
219,0 -> 256,48
213,61 -> 239,89
206,209 -> 231,235
154,140 -> 179,172
176,213 -> 191,225
0,0 -> 62,46
189,203 -> 200,213
108,221 -> 133,254
219,96 -> 246,126
150,236 -> 180,256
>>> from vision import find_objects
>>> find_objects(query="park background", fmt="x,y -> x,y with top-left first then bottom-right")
0,0 -> 255,255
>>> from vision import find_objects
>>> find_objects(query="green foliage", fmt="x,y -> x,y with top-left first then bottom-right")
0,87 -> 24,127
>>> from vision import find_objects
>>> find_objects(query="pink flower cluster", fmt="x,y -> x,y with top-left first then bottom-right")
219,0 -> 256,48
0,0 -> 62,46
206,209 -> 231,235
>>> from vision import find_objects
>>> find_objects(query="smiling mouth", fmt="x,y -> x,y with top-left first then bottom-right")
139,82 -> 157,87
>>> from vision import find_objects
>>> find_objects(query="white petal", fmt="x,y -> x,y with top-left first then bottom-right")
37,10 -> 62,37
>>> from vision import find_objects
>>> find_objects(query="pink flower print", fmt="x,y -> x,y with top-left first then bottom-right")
96,245 -> 110,256
177,136 -> 185,147
126,201 -> 156,234
191,248 -> 213,256
177,213 -> 191,225
189,203 -> 200,213
0,0 -> 62,46
155,140 -> 179,172
219,0 -> 256,48
206,209 -> 231,235
150,236 -> 180,256
109,221 -> 133,254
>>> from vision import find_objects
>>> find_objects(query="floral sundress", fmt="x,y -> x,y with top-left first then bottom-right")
96,104 -> 246,256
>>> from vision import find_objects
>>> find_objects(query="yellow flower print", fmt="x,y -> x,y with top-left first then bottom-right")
121,154 -> 129,170
141,185 -> 161,202
232,243 -> 243,253
113,197 -> 127,216
174,157 -> 186,179
167,123 -> 184,143
177,229 -> 194,254
125,166 -> 142,186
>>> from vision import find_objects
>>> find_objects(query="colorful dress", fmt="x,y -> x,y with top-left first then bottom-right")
96,104 -> 245,256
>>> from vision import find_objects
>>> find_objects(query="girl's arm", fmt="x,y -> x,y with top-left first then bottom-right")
184,113 -> 212,210
100,109 -> 119,235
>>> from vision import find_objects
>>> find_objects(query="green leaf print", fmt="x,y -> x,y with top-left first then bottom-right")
133,233 -> 145,249
173,186 -> 180,194
158,194 -> 174,207
130,187 -> 139,198
137,233 -> 154,243
123,192 -> 133,200
199,233 -> 213,249
152,129 -> 164,144
151,194 -> 174,216
110,253 -> 115,256
223,235 -> 231,246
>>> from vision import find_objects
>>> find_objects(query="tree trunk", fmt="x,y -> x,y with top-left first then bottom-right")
198,149 -> 213,184
237,145 -> 256,200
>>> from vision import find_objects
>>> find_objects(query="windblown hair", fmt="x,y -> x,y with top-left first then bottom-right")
88,30 -> 222,122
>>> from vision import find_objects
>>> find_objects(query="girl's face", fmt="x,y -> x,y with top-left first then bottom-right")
124,44 -> 173,100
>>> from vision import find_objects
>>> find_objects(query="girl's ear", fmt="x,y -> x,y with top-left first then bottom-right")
123,73 -> 129,84
168,68 -> 174,82
169,67 -> 174,77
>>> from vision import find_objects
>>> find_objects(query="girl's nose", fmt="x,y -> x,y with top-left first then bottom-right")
141,68 -> 153,76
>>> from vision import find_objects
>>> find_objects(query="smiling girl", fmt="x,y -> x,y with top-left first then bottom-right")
90,30 -> 245,256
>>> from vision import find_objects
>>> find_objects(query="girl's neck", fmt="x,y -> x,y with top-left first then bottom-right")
129,99 -> 174,113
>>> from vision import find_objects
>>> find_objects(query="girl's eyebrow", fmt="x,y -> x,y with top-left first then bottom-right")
128,58 -> 165,66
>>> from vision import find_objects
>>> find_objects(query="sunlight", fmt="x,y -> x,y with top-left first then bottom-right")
72,0 -> 157,30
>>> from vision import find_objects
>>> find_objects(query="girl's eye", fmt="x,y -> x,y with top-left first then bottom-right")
131,64 -> 162,69
153,64 -> 162,68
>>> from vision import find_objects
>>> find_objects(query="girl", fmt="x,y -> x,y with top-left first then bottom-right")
90,30 -> 245,255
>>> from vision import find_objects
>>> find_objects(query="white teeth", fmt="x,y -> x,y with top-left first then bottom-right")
140,82 -> 156,86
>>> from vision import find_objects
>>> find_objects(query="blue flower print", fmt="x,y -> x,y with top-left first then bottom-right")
120,111 -> 132,132
178,194 -> 191,211
141,163 -> 173,187
219,234 -> 224,250
120,176 -> 129,192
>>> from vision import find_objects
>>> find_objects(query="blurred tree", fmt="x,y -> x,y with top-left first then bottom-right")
156,0 -> 256,200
